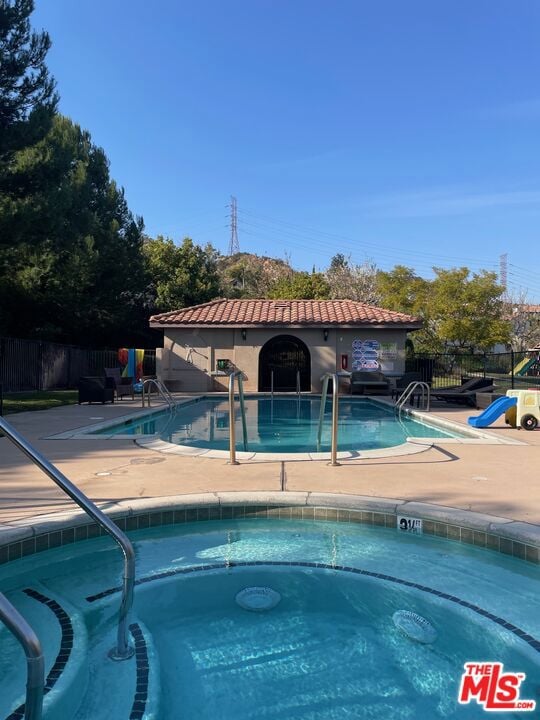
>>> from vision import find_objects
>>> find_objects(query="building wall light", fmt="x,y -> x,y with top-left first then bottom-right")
323,329 -> 329,342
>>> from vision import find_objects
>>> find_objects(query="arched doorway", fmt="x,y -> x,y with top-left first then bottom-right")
258,335 -> 311,391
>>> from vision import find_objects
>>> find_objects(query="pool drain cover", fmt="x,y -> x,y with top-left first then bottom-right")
392,610 -> 437,644
235,587 -> 281,612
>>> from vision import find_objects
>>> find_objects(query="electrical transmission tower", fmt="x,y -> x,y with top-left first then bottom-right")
228,196 -> 240,255
499,253 -> 508,292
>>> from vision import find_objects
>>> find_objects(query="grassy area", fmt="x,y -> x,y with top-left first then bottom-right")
1,390 -> 78,414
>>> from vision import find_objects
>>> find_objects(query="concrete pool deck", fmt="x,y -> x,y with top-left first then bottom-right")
0,394 -> 539,528
0,400 -> 540,525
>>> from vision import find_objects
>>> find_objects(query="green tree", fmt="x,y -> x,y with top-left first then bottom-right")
377,265 -> 509,352
429,267 -> 510,352
268,270 -> 330,299
0,0 -> 57,160
376,265 -> 429,316
144,236 -> 220,313
0,115 -> 148,345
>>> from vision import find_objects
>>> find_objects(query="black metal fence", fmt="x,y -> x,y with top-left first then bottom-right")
2,337 -> 539,396
0,337 -> 156,392
406,350 -> 540,390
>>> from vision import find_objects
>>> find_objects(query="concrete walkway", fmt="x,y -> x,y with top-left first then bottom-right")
0,396 -> 538,525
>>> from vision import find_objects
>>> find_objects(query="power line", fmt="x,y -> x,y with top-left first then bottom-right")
237,215 -> 499,276
236,207 -> 500,270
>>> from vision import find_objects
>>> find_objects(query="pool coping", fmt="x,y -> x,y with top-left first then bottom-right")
1,492 -> 538,566
43,394 -> 524,462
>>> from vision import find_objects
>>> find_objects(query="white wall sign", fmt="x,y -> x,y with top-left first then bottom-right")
379,342 -> 398,360
397,516 -> 423,534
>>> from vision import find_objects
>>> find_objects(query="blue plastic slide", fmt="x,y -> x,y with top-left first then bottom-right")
467,396 -> 517,428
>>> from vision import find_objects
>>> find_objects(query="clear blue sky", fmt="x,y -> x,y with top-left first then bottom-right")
34,0 -> 540,299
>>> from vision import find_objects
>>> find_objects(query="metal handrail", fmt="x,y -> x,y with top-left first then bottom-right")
0,417 -> 135,661
0,591 -> 44,720
228,371 -> 248,464
316,372 -> 340,466
270,369 -> 301,397
142,378 -> 175,409
395,381 -> 431,414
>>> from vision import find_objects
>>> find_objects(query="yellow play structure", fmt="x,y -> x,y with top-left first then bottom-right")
505,389 -> 540,430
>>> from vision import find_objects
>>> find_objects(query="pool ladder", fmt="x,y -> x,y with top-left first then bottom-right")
395,381 -> 431,414
270,369 -> 302,398
228,370 -> 248,464
316,372 -> 340,466
0,416 -> 137,720
142,378 -> 176,410
0,592 -> 44,720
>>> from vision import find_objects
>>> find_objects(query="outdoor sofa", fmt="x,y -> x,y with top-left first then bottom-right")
350,371 -> 391,395
78,376 -> 114,405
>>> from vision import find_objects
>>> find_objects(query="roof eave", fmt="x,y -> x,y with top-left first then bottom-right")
149,321 -> 423,330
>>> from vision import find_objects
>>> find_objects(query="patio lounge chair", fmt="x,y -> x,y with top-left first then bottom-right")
350,371 -> 391,395
431,377 -> 494,407
104,367 -> 135,400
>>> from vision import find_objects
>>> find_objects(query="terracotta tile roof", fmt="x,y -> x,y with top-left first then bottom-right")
513,304 -> 540,314
150,299 -> 422,328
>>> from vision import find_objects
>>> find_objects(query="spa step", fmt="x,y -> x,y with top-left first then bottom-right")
0,584 -> 88,720
70,619 -> 158,720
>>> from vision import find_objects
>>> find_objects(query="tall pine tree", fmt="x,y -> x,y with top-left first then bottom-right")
0,0 -> 57,160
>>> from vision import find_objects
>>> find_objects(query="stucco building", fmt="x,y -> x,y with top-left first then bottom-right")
150,299 -> 421,393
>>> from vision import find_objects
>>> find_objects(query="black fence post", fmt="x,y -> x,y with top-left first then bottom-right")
511,349 -> 515,389
38,341 -> 43,391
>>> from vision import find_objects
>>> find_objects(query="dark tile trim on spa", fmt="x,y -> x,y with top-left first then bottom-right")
0,506 -> 538,568
4,589 -> 73,720
86,559 -> 540,657
129,623 -> 149,720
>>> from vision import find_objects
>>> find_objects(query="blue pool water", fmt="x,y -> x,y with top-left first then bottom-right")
93,396 -> 467,452
1,519 -> 538,719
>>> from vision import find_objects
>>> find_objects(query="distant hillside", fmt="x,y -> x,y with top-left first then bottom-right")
217,252 -> 293,298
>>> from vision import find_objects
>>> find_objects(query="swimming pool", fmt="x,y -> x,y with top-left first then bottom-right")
1,504 -> 539,719
89,396 -> 469,453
